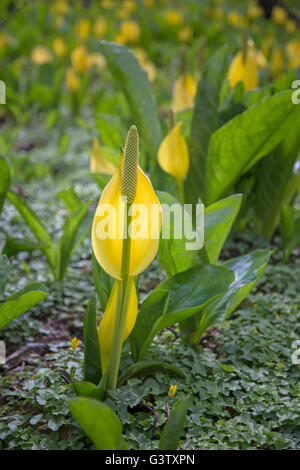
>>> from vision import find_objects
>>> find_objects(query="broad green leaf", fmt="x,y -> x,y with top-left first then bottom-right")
73,381 -> 103,400
280,205 -> 300,262
205,91 -> 300,203
204,194 -> 243,263
0,283 -> 49,330
98,41 -> 162,171
92,173 -> 111,190
92,253 -> 114,310
254,110 -> 300,239
7,191 -> 56,269
69,397 -> 125,450
56,201 -> 90,281
157,191 -> 208,276
58,189 -> 81,212
118,360 -> 184,387
0,254 -> 9,298
84,294 -> 102,385
188,250 -> 271,342
159,397 -> 191,450
0,157 -> 11,213
187,46 -> 229,203
2,237 -> 44,256
132,264 -> 234,360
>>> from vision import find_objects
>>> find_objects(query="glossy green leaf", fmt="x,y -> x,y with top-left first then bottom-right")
7,191 -> 56,269
131,264 -> 234,360
204,194 -> 243,263
280,205 -> 300,262
205,91 -> 300,204
58,189 -> 81,212
92,253 -> 114,310
84,293 -> 102,385
187,45 -> 229,203
118,360 -> 184,387
69,397 -> 125,450
98,41 -> 162,171
73,381 -> 103,400
0,283 -> 49,330
159,397 -> 191,450
0,254 -> 9,298
0,157 -> 11,213
2,237 -> 44,257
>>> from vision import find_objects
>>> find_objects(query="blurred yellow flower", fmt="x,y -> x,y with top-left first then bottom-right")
71,45 -> 89,73
271,47 -> 284,77
66,67 -> 80,92
88,53 -> 106,69
116,20 -> 140,44
272,6 -> 287,25
286,40 -> 300,68
52,0 -> 69,15
178,26 -> 193,43
158,121 -> 189,184
285,19 -> 296,34
172,74 -> 196,113
247,2 -> 263,19
228,11 -> 248,27
101,0 -> 114,9
71,337 -> 80,350
53,38 -> 67,57
165,10 -> 183,26
134,48 -> 156,82
90,138 -> 117,174
31,46 -> 53,65
168,384 -> 177,397
227,40 -> 267,91
144,0 -> 154,8
93,17 -> 107,38
76,18 -> 91,41
261,35 -> 274,57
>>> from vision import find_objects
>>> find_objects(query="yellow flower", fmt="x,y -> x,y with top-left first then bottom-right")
71,45 -> 89,73
158,121 -> 189,183
271,47 -> 284,77
66,67 -> 80,92
228,11 -> 247,27
286,40 -> 300,68
178,26 -> 193,43
285,19 -> 296,34
272,6 -> 287,25
52,0 -> 69,14
90,138 -> 117,174
134,48 -> 156,82
31,46 -> 52,65
144,0 -> 154,8
101,0 -> 114,9
168,384 -> 177,397
92,130 -> 162,280
93,17 -> 107,38
261,35 -> 274,57
53,38 -> 67,57
88,53 -> 106,69
165,10 -> 183,26
116,20 -> 141,44
227,40 -> 267,91
76,18 -> 91,41
98,279 -> 137,371
71,337 -> 80,350
247,2 -> 263,19
172,74 -> 196,114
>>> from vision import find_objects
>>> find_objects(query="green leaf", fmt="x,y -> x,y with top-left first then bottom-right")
204,194 -> 243,263
92,253 -> 114,310
117,360 -> 184,387
69,397 -> 125,450
0,254 -> 9,298
132,264 -> 234,359
0,157 -> 11,213
84,294 -> 101,385
92,173 -> 111,190
0,282 -> 49,330
159,396 -> 191,450
254,110 -> 300,239
190,249 -> 272,342
280,205 -> 300,262
157,191 -> 208,276
56,201 -> 90,281
98,40 -> 162,171
73,381 -> 103,400
2,237 -> 45,257
187,45 -> 229,202
205,91 -> 300,204
58,189 -> 81,212
7,191 -> 56,269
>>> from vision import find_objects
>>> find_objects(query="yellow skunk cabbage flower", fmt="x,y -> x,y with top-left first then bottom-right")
90,138 -> 117,175
285,19 -> 296,34
66,67 -> 80,92
158,121 -> 189,186
271,48 -> 284,77
178,26 -> 193,43
172,75 -> 196,114
228,11 -> 247,27
227,40 -> 267,91
31,46 -> 52,65
286,40 -> 300,68
53,38 -> 67,57
93,18 -> 107,38
272,6 -> 287,25
76,18 -> 91,41
98,279 -> 137,371
116,21 -> 140,44
134,48 -> 156,82
71,45 -> 89,73
92,126 -> 162,280
165,10 -> 183,26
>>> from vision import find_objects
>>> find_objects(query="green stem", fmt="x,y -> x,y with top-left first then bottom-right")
106,200 -> 132,391
177,179 -> 185,205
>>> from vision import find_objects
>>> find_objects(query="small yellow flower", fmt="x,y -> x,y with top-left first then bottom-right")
52,0 -> 69,15
71,337 -> 80,350
158,121 -> 190,183
66,67 -> 80,92
76,18 -> 91,41
271,47 -> 284,77
285,19 -> 296,34
93,17 -> 107,38
228,11 -> 247,27
53,38 -> 67,57
272,6 -> 287,25
90,138 -> 117,175
165,10 -> 183,26
116,20 -> 141,44
247,2 -> 263,19
134,48 -> 156,82
31,46 -> 52,65
178,26 -> 193,43
172,75 -> 196,113
168,384 -> 178,398
88,53 -> 106,69
286,40 -> 300,68
71,45 -> 89,73
101,0 -> 114,9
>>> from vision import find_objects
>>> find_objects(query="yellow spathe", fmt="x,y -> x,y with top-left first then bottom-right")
90,138 -> 117,175
158,121 -> 189,183
227,41 -> 267,91
98,279 -> 137,371
172,75 -> 196,113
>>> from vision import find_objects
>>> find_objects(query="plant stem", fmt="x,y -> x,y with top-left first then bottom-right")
177,179 -> 185,205
106,200 -> 132,390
